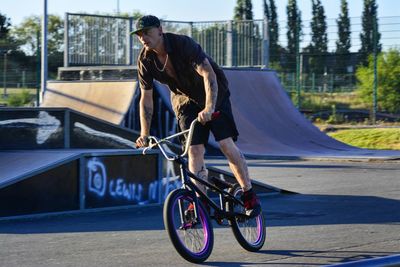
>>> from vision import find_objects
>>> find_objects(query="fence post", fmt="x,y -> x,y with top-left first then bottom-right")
312,72 -> 315,92
226,20 -> 233,67
262,16 -> 269,68
36,30 -> 40,106
64,13 -> 69,67
295,21 -> 301,109
2,51 -> 8,97
189,21 -> 193,38
372,16 -> 378,124
127,17 -> 133,65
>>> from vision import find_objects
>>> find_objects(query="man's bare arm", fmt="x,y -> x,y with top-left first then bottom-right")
195,58 -> 218,122
136,88 -> 153,147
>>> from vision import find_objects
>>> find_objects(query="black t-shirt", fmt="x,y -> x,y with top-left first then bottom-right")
137,33 -> 230,112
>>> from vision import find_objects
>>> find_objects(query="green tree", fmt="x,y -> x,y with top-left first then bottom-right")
286,0 -> 302,71
359,0 -> 381,66
12,15 -> 63,56
336,0 -> 351,73
263,0 -> 281,64
356,49 -> 400,114
11,15 -> 63,78
304,0 -> 328,74
234,0 -> 253,20
0,12 -> 11,39
0,12 -> 14,52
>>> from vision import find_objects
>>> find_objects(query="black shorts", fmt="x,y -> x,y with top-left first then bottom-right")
176,97 -> 239,146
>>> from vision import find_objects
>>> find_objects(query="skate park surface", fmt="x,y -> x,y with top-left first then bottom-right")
1,69 -> 399,266
0,159 -> 399,266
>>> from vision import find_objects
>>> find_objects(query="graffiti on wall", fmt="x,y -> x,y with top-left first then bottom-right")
86,157 -> 150,204
86,156 -> 183,207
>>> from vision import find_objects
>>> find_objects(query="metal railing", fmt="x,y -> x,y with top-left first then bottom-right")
65,13 -> 133,66
64,13 -> 268,67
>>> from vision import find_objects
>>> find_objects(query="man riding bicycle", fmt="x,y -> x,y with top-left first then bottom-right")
133,15 -> 260,217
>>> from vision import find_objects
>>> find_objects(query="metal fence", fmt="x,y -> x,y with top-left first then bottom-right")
65,13 -> 267,67
4,13 -> 400,118
65,13 -> 133,66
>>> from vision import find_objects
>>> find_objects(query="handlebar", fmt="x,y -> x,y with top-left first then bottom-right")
142,111 -> 220,160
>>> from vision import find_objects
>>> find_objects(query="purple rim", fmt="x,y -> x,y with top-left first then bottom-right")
235,189 -> 263,246
172,196 -> 210,256
254,215 -> 263,244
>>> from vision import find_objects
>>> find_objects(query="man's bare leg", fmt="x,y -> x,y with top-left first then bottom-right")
219,137 -> 260,217
218,138 -> 252,191
188,144 -> 208,193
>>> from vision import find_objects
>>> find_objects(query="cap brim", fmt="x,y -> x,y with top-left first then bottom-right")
130,26 -> 155,35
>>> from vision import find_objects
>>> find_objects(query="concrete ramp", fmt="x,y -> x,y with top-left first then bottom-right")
153,69 -> 400,160
223,69 -> 400,159
223,70 -> 351,156
42,80 -> 136,125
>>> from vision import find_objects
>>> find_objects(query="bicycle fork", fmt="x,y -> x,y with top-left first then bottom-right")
177,162 -> 201,227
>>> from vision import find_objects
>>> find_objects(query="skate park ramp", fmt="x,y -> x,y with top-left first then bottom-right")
154,69 -> 400,160
42,80 -> 136,125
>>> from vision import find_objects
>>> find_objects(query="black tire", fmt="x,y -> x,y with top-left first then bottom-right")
227,184 -> 266,252
163,189 -> 214,263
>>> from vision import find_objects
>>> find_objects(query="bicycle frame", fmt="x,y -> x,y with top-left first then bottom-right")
142,116 -> 246,221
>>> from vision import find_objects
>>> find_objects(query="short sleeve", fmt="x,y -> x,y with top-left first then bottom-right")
179,35 -> 207,66
138,58 -> 153,91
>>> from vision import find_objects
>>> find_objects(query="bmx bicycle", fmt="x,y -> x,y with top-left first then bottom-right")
141,112 -> 266,263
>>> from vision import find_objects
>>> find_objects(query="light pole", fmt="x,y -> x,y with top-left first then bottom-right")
41,0 -> 48,103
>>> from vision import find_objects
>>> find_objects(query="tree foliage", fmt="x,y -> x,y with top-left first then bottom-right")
335,0 -> 351,73
263,0 -> 281,63
286,0 -> 302,70
234,0 -> 253,20
305,0 -> 328,73
356,49 -> 400,114
359,0 -> 381,66
336,0 -> 351,54
0,12 -> 14,52
309,0 -> 327,53
286,0 -> 301,55
0,12 -> 11,39
11,15 -> 64,56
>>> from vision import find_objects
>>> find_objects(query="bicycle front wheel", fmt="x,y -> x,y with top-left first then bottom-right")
163,189 -> 214,263
227,184 -> 266,252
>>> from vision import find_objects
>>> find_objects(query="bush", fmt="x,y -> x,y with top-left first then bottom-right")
356,49 -> 400,114
7,89 -> 32,107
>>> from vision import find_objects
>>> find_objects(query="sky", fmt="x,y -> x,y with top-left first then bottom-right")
1,0 -> 399,26
2,0 -> 400,52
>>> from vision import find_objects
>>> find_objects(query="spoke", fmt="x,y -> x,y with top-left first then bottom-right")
179,219 -> 205,253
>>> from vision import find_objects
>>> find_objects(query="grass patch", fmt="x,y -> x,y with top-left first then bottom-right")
297,92 -> 367,111
0,88 -> 38,106
328,128 -> 400,150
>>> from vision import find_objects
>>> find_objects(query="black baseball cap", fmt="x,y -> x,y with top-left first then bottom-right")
130,15 -> 161,35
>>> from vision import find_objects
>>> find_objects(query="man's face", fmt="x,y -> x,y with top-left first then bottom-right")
137,27 -> 162,51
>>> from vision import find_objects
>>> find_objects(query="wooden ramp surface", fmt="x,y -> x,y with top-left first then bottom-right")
42,80 -> 137,125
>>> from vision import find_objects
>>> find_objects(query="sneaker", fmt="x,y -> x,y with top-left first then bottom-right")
241,189 -> 261,218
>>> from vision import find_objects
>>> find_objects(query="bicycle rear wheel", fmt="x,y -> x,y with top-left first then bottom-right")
163,189 -> 214,263
227,184 -> 266,252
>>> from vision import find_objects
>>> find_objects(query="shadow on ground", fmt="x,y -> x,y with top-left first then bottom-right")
0,192 -> 399,234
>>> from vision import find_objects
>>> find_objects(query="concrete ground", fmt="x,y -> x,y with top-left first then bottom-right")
0,159 -> 399,267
